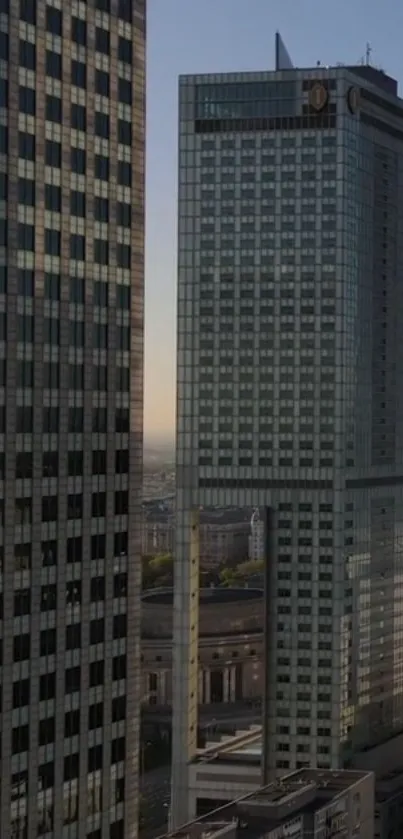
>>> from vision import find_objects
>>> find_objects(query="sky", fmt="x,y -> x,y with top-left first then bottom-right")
144,0 -> 403,442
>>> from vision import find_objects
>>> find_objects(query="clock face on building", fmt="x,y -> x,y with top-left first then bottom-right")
309,82 -> 329,112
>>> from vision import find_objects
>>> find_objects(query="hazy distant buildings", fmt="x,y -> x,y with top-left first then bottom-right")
172,33 -> 403,829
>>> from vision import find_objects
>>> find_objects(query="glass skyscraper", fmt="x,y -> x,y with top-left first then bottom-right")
172,41 -> 403,828
0,1 -> 145,837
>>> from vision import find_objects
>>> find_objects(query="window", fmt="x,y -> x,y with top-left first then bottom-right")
118,161 -> 131,186
71,59 -> 86,89
18,223 -> 35,251
18,268 -> 34,296
94,240 -> 109,265
19,39 -> 36,70
66,624 -> 81,650
68,493 -> 82,520
42,495 -> 58,522
68,407 -> 83,432
68,451 -> 83,476
64,753 -> 79,781
44,362 -> 59,389
46,50 -> 62,80
46,5 -> 62,34
94,197 -> 108,222
40,673 -> 56,701
112,655 -> 126,681
116,408 -> 129,432
39,717 -> 55,746
118,78 -> 132,105
89,702 -> 103,729
16,452 -> 32,479
45,184 -> 61,212
19,85 -> 36,115
92,450 -> 106,475
41,584 -> 57,611
89,660 -> 104,687
95,27 -> 110,54
92,367 -> 106,397
114,532 -> 127,557
70,233 -> 85,260
92,492 -> 106,518
71,17 -> 86,46
95,154 -> 109,180
111,737 -> 125,764
71,146 -> 86,174
95,112 -> 109,139
20,0 -> 36,23
116,450 -> 129,474
14,589 -> 31,617
67,536 -> 82,564
115,490 -> 128,515
45,229 -> 61,256
65,709 -> 80,738
114,573 -> 127,597
117,244 -> 131,268
42,540 -> 57,567
18,314 -> 34,342
66,580 -> 81,605
17,406 -> 33,433
45,94 -> 62,122
94,281 -> 108,307
12,724 -> 29,753
69,276 -> 84,303
118,36 -> 132,64
112,695 -> 126,722
91,534 -> 106,562
90,577 -> 105,602
93,323 -> 108,348
65,666 -> 81,694
71,103 -> 86,131
118,119 -> 131,146
40,628 -> 56,656
42,451 -> 58,477
93,407 -> 107,432
90,617 -> 104,644
44,317 -> 60,344
38,762 -> 54,790
113,614 -> 127,639
18,178 -> 35,207
70,190 -> 86,217
117,202 -> 131,228
95,69 -> 109,97
44,273 -> 60,300
116,285 -> 130,309
13,634 -> 30,661
69,363 -> 84,389
88,745 -> 103,772
19,131 -> 35,161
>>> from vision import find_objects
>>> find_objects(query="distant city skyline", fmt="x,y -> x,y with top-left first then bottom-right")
144,0 -> 403,440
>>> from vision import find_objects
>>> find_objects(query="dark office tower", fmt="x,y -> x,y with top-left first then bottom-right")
172,35 -> 403,829
0,1 -> 145,837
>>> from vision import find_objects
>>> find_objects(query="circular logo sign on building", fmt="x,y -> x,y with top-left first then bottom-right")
309,82 -> 329,112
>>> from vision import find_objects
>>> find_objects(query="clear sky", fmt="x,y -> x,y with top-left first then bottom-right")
144,0 -> 403,442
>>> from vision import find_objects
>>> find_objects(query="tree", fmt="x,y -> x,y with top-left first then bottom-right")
219,558 -> 264,586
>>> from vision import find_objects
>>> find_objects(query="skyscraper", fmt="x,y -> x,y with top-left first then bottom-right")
172,35 -> 403,828
0,1 -> 145,837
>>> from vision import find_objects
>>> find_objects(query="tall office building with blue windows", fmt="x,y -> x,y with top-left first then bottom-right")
0,1 -> 145,838
172,35 -> 403,828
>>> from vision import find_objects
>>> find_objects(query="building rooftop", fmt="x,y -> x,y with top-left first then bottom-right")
163,769 -> 372,839
195,726 -> 263,765
142,587 -> 263,608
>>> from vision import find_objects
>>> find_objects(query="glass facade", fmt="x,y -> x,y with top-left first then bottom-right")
0,1 -> 145,838
173,65 -> 403,827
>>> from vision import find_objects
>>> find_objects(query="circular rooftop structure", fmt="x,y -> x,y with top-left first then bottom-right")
142,586 -> 262,607
142,586 -> 263,640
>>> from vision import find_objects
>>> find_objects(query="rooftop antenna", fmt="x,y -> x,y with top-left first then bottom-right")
366,42 -> 372,65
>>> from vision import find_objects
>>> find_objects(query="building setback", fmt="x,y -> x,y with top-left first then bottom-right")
172,33 -> 403,829
0,1 -> 145,837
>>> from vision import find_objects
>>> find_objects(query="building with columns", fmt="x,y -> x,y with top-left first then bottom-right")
142,587 -> 263,708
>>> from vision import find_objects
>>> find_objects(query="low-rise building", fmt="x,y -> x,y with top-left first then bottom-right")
141,588 -> 263,707
164,768 -> 374,839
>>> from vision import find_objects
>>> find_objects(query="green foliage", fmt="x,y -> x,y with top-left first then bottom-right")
142,553 -> 173,589
219,557 -> 264,586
